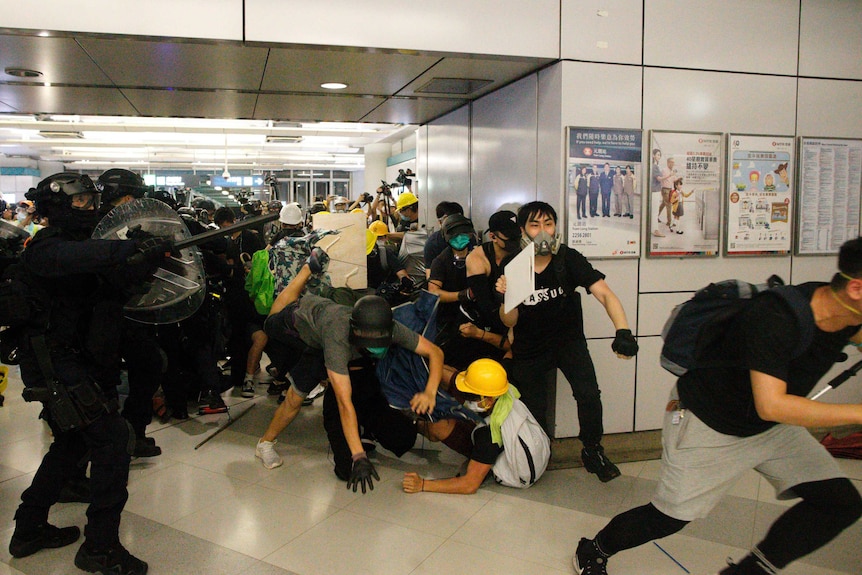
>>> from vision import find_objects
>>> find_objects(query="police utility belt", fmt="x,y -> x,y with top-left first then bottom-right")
21,335 -> 118,432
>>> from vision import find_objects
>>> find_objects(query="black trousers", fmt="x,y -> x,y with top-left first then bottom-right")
322,360 -> 417,480
15,411 -> 132,548
506,337 -> 603,444
121,323 -> 164,437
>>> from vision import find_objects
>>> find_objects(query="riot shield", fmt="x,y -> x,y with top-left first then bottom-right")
0,219 -> 30,258
93,198 -> 206,324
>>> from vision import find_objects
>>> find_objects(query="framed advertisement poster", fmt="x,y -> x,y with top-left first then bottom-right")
796,137 -> 862,256
647,131 -> 722,257
566,127 -> 642,259
725,134 -> 795,256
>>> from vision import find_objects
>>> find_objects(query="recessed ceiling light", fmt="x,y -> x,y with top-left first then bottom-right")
4,67 -> 42,78
320,82 -> 348,90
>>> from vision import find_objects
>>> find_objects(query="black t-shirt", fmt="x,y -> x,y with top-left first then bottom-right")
678,282 -> 861,437
512,245 -> 605,359
470,424 -> 504,465
424,230 -> 448,269
430,246 -> 469,325
367,245 -> 404,288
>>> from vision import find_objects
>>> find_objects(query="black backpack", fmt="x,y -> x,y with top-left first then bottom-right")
660,277 -> 814,377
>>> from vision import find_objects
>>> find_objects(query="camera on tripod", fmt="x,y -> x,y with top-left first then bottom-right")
379,180 -> 394,196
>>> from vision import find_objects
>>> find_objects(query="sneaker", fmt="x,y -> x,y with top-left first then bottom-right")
267,382 -> 288,396
302,382 -> 326,406
256,439 -> 284,469
198,390 -> 228,415
9,524 -> 81,558
74,542 -> 148,575
132,438 -> 162,458
573,538 -> 608,575
581,445 -> 621,482
241,379 -> 255,398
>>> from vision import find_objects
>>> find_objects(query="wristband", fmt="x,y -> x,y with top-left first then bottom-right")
420,478 -> 425,492
352,452 -> 367,462
480,330 -> 485,341
851,340 -> 862,348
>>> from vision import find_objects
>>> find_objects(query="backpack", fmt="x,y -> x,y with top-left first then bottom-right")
398,228 -> 428,281
244,249 -> 275,315
0,262 -> 48,365
491,398 -> 551,488
660,278 -> 814,377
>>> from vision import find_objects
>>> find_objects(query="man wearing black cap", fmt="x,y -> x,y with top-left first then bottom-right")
466,210 -> 522,336
255,255 -> 444,491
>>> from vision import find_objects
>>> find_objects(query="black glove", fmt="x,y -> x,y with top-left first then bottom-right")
128,237 -> 173,267
399,276 -> 415,293
611,328 -> 639,357
346,453 -> 379,494
125,225 -> 154,241
457,288 -> 474,305
307,247 -> 330,274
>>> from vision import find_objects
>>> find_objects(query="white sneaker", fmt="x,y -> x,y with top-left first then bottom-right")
255,439 -> 283,469
241,379 -> 255,398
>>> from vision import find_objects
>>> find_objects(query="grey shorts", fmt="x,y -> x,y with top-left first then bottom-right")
652,387 -> 846,521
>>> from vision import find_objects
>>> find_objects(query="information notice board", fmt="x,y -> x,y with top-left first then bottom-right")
796,137 -> 862,256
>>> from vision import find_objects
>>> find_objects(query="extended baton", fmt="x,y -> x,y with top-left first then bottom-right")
811,358 -> 862,401
172,211 -> 279,251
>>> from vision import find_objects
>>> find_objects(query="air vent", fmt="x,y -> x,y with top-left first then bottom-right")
266,135 -> 303,143
416,78 -> 493,95
38,131 -> 84,139
272,121 -> 302,128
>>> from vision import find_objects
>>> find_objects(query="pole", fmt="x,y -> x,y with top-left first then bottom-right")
810,358 -> 862,401
194,403 -> 256,450
174,212 -> 279,251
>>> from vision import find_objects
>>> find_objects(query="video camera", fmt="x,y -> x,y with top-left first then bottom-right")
379,180 -> 394,196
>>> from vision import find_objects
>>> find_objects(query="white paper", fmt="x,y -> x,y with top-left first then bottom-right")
503,246 -> 535,313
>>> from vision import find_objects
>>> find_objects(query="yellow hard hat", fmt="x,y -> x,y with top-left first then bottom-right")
396,191 -> 418,211
365,229 -> 378,255
368,220 -> 389,236
351,207 -> 363,214
455,359 -> 509,397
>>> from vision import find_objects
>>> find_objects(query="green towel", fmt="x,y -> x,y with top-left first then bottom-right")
489,384 -> 520,446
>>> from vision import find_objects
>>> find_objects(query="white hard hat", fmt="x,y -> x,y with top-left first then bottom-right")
279,203 -> 303,225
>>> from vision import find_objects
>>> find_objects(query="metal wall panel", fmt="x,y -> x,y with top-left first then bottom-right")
800,0 -> 862,80
424,106 -> 471,227
561,0 -> 643,65
797,78 -> 862,139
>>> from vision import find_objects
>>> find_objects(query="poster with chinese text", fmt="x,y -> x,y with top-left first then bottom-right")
725,134 -> 794,256
796,137 -> 862,256
566,127 -> 642,259
647,131 -> 722,257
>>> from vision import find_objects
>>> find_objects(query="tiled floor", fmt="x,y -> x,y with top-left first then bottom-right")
1,369 -> 859,575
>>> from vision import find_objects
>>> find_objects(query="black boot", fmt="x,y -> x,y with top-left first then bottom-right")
581,444 -> 621,482
574,537 -> 609,575
9,524 -> 81,558
74,542 -> 148,575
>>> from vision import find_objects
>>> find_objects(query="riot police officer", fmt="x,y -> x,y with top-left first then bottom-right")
8,173 -> 161,574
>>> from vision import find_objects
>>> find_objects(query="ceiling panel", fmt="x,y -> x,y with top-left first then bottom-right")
0,35 -> 114,85
398,56 -> 552,99
362,97 -> 466,124
0,85 -> 138,116
0,100 -> 16,113
121,88 -> 258,119
78,38 -> 269,91
254,93 -> 384,123
261,48 -> 440,95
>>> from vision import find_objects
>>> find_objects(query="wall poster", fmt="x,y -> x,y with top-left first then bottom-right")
647,131 -> 722,257
796,137 -> 862,256
725,134 -> 795,256
566,127 -> 642,259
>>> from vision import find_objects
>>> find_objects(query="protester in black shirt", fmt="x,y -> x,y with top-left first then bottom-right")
575,238 -> 862,575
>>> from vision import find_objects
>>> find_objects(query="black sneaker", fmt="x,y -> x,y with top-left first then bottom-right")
581,445 -> 621,482
9,524 -> 81,558
75,542 -> 148,575
267,382 -> 288,396
574,537 -> 608,575
198,390 -> 228,414
132,438 -> 162,458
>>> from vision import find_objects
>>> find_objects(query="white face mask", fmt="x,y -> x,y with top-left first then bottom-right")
16,211 -> 28,222
463,400 -> 486,414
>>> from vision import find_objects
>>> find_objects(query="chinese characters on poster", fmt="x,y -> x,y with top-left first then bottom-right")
725,135 -> 794,256
797,138 -> 862,255
647,131 -> 722,257
566,127 -> 642,259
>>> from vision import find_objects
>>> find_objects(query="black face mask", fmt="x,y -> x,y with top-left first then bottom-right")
502,238 -> 520,253
52,209 -> 103,239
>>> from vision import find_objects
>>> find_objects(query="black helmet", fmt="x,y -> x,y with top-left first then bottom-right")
27,172 -> 102,235
267,200 -> 282,212
442,213 -> 475,242
191,197 -> 216,212
97,168 -> 148,204
146,188 -> 177,210
349,295 -> 394,348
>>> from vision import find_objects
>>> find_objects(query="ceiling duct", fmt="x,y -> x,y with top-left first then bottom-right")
272,121 -> 303,128
266,135 -> 304,143
416,77 -> 493,95
38,131 -> 84,139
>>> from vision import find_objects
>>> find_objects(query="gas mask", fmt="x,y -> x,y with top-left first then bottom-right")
521,230 -> 561,256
